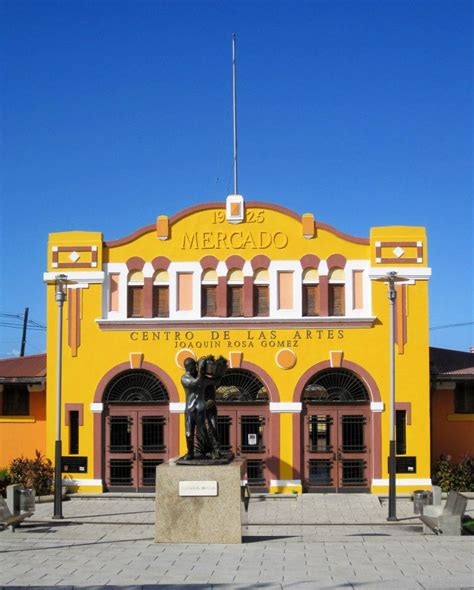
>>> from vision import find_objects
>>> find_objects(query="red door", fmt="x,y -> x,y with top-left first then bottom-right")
106,405 -> 169,492
303,405 -> 371,492
217,405 -> 270,490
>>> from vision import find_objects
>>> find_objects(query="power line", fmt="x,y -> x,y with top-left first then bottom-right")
430,321 -> 473,331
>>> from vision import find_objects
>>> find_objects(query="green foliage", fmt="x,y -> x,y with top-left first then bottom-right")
7,450 -> 54,495
433,454 -> 474,492
0,467 -> 11,498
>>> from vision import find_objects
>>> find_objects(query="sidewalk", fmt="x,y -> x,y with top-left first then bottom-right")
0,494 -> 472,589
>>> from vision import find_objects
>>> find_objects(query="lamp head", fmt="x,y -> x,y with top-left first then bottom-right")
55,274 -> 68,303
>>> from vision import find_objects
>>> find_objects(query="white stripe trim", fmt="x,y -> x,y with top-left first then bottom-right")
44,271 -> 104,283
90,403 -> 103,413
370,402 -> 384,412
270,480 -> 301,486
369,267 -> 431,280
169,402 -> 185,413
62,479 -> 102,487
269,402 -> 302,413
372,478 -> 432,486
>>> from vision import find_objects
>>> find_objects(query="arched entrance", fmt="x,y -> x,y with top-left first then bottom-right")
103,369 -> 170,492
302,368 -> 371,492
216,368 -> 271,490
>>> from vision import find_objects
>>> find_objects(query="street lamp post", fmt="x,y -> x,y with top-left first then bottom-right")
386,270 -> 398,522
53,274 -> 67,520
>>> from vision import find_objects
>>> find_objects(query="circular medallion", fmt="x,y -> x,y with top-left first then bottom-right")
275,348 -> 297,370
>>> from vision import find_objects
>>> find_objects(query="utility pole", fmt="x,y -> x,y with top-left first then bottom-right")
20,307 -> 29,357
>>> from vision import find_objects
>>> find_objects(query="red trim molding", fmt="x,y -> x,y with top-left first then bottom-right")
251,255 -> 271,271
300,254 -> 320,270
395,401 -> 412,425
327,254 -> 347,270
104,202 -> 369,247
126,257 -> 145,271
65,403 -> 84,426
200,256 -> 219,270
225,255 -> 245,271
151,256 -> 171,271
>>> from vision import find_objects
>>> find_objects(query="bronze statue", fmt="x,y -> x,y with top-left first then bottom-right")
180,354 -> 229,463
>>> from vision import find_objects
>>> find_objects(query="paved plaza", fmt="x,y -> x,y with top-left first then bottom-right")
0,494 -> 472,589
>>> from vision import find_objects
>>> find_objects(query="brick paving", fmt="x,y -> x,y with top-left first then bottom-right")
0,494 -> 472,589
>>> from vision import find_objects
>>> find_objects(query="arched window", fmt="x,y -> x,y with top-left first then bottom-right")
253,269 -> 269,317
303,369 -> 369,402
216,369 -> 268,402
201,269 -> 218,317
302,268 -> 319,316
328,268 -> 345,316
227,270 -> 244,317
127,271 -> 144,318
152,270 -> 169,318
104,370 -> 169,403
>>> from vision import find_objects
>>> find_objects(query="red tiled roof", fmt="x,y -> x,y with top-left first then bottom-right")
0,353 -> 46,382
430,347 -> 474,379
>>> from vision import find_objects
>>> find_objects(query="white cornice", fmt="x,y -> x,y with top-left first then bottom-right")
369,267 -> 431,280
44,271 -> 104,284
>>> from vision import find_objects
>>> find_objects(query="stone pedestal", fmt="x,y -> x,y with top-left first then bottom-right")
155,457 -> 246,544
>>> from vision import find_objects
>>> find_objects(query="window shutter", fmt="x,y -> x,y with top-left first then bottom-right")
128,286 -> 144,318
329,284 -> 345,316
153,286 -> 169,318
254,285 -> 269,317
228,286 -> 243,317
303,285 -> 319,316
202,286 -> 217,317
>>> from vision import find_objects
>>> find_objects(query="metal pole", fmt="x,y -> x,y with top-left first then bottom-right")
20,307 -> 29,357
232,32 -> 238,195
53,277 -> 66,519
387,271 -> 397,521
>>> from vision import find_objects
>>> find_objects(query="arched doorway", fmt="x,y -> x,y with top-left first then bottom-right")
103,369 -> 170,492
302,368 -> 371,492
216,368 -> 270,490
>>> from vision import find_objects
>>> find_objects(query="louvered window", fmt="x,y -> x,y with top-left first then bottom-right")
127,286 -> 144,318
228,285 -> 243,317
329,284 -> 345,316
303,284 -> 320,316
201,285 -> 217,317
253,285 -> 269,317
152,286 -> 169,318
2,384 -> 29,416
454,382 -> 474,413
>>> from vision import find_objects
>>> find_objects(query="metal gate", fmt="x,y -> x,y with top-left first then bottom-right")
217,406 -> 270,490
303,405 -> 371,492
105,405 -> 169,492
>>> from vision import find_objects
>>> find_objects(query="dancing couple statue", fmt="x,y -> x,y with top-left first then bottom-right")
179,354 -> 231,464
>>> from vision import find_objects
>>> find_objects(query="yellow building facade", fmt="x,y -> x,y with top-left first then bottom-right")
44,198 -> 432,495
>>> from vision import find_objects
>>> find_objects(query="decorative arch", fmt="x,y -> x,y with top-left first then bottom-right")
300,254 -> 320,270
151,256 -> 171,271
291,359 -> 382,482
239,361 -> 280,403
293,359 -> 381,403
126,257 -> 145,271
200,255 -> 219,270
92,361 -> 180,479
103,369 -> 169,402
327,254 -> 347,270
250,255 -> 271,271
225,255 -> 245,271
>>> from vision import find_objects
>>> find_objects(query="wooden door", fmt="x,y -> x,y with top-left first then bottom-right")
303,405 -> 370,492
217,405 -> 270,490
105,405 -> 169,492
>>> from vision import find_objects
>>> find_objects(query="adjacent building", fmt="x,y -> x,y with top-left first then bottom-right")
44,196 -> 432,494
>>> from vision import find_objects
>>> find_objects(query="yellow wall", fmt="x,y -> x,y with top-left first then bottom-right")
44,202 -> 431,494
0,390 -> 47,466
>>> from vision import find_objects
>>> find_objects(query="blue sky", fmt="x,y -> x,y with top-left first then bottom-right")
0,0 -> 472,357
